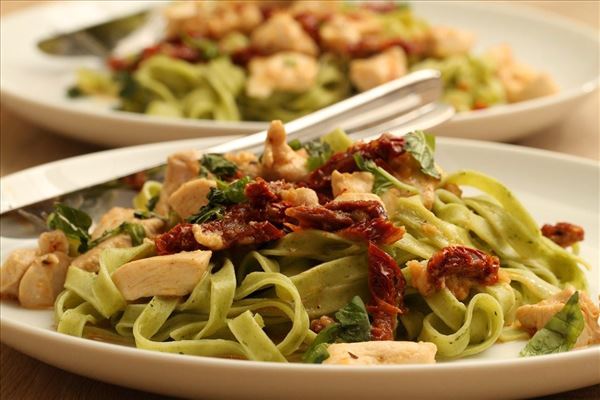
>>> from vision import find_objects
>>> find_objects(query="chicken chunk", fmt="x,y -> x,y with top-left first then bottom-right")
38,230 -> 69,255
155,150 -> 201,215
261,120 -> 309,182
331,170 -> 374,197
224,151 -> 262,177
112,250 -> 212,301
251,13 -> 318,56
323,341 -> 437,365
164,1 -> 263,39
168,178 -> 216,219
71,235 -> 132,273
332,192 -> 386,210
516,287 -> 600,348
486,44 -> 557,103
350,47 -> 408,92
0,248 -> 37,299
18,252 -> 70,308
91,207 -> 164,240
320,13 -> 381,54
289,1 -> 342,17
429,26 -> 475,58
192,225 -> 225,251
246,52 -> 319,99
280,187 -> 319,206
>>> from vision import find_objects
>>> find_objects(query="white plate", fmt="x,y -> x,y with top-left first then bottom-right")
1,2 -> 598,146
1,137 -> 599,399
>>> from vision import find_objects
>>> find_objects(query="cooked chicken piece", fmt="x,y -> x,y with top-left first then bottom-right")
261,120 -> 309,182
407,260 -> 434,296
251,13 -> 318,56
112,250 -> 212,301
71,235 -> 132,273
192,225 -> 225,251
350,47 -> 408,92
320,13 -> 381,54
246,52 -> 319,99
332,192 -> 385,210
486,44 -> 557,103
37,230 -> 69,255
155,150 -> 201,215
224,151 -> 262,177
168,178 -> 216,219
164,1 -> 262,39
429,26 -> 475,58
18,252 -> 70,308
0,248 -> 37,299
331,170 -> 374,197
280,187 -> 319,206
389,156 -> 439,210
323,341 -> 437,365
91,207 -> 134,240
289,1 -> 342,17
516,287 -> 600,348
91,207 -> 164,240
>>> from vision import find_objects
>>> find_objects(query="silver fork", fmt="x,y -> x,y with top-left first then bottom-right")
0,70 -> 453,238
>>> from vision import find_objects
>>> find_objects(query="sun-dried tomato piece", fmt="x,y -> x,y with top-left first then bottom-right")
245,178 -> 280,207
120,171 -> 147,191
340,218 -> 405,245
285,205 -> 354,231
306,134 -> 406,192
427,246 -> 499,290
294,12 -> 322,42
541,222 -> 585,248
155,223 -> 204,255
367,242 -> 406,341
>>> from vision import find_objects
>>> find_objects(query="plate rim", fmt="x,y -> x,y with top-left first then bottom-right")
0,1 -> 598,134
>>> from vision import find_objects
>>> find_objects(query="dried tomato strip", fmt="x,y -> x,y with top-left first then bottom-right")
367,242 -> 406,340
541,222 -> 584,248
426,246 -> 499,289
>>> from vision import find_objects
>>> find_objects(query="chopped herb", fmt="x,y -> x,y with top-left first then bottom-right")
187,177 -> 250,224
520,291 -> 584,357
114,71 -> 138,100
182,35 -> 219,59
200,154 -> 238,180
353,153 -> 418,195
302,296 -> 371,364
288,139 -> 303,151
146,195 -> 159,212
47,203 -> 146,253
66,86 -> 84,98
47,203 -> 92,253
89,222 -> 146,248
404,131 -> 441,179
305,140 -> 333,171
334,296 -> 371,343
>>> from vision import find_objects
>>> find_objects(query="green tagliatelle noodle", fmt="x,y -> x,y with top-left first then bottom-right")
54,168 -> 588,361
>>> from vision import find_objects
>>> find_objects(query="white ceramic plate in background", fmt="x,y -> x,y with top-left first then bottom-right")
1,137 -> 598,399
0,2 -> 598,146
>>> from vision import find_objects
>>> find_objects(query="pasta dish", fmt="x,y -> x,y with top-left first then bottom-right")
1,124 -> 597,364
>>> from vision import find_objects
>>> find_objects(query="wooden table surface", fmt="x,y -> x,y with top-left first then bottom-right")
1,1 -> 599,399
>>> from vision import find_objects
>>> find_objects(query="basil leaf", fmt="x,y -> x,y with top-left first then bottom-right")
520,291 -> 584,357
353,154 -> 418,195
302,323 -> 340,363
187,177 -> 250,224
302,296 -> 371,363
404,131 -> 441,179
335,296 -> 371,343
303,342 -> 332,364
88,222 -> 146,248
288,139 -> 302,151
305,140 -> 333,171
47,203 -> 92,253
200,154 -> 238,180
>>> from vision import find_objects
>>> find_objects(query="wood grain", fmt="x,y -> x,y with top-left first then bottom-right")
1,1 -> 599,399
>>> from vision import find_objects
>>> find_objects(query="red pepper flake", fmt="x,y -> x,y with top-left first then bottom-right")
367,242 -> 406,340
541,222 -> 585,248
